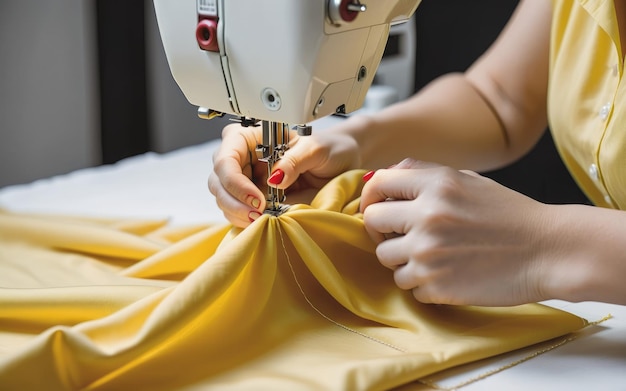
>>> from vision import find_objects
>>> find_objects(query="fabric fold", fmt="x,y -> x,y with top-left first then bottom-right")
0,170 -> 586,390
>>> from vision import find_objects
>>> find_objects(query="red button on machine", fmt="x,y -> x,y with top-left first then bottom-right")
196,18 -> 218,52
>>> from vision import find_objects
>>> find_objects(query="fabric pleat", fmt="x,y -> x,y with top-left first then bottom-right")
0,170 -> 585,390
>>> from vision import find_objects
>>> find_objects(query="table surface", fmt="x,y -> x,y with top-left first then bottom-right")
1,125 -> 625,391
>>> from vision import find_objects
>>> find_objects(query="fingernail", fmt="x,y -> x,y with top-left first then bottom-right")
247,195 -> 261,209
362,170 -> 375,182
268,169 -> 285,185
248,211 -> 262,222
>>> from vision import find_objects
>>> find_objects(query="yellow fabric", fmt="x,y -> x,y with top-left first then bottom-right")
549,0 -> 626,209
0,170 -> 585,390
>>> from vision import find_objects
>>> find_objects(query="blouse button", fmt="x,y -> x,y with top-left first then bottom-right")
604,195 -> 612,204
599,102 -> 611,121
588,163 -> 599,181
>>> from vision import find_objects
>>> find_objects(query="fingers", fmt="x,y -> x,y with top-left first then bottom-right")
266,130 -> 360,191
359,167 -> 421,214
375,230 -> 445,303
361,159 -> 540,306
374,232 -> 410,268
211,152 -> 265,208
208,173 -> 262,227
211,121 -> 356,226
265,134 -> 324,190
359,161 -> 455,301
210,124 -> 266,227
362,199 -> 412,244
363,198 -> 424,290
361,160 -> 442,243
359,161 -> 466,214
375,235 -> 428,292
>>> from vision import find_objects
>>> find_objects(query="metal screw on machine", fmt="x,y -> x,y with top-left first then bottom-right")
346,2 -> 367,12
294,125 -> 312,136
357,66 -> 367,82
328,0 -> 367,25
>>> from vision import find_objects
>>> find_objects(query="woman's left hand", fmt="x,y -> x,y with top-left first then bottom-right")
359,158 -> 553,306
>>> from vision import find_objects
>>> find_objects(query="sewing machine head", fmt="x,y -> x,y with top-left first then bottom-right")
153,0 -> 422,213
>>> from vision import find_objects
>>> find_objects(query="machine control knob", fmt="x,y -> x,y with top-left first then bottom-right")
196,18 -> 219,52
328,0 -> 367,25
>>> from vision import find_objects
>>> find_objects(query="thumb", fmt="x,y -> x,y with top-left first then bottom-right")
267,136 -> 325,189
359,163 -> 444,214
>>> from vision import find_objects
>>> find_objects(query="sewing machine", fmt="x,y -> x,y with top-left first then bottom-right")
152,0 -> 422,214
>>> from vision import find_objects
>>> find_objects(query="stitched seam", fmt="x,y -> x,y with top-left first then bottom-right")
418,314 -> 613,390
276,222 -> 406,352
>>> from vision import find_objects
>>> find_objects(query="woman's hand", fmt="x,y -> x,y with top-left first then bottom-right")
359,158 -> 555,306
209,122 -> 361,227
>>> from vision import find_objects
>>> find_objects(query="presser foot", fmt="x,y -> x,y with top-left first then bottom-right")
263,204 -> 290,217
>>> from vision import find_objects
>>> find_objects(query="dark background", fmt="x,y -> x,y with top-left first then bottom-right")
96,0 -> 590,205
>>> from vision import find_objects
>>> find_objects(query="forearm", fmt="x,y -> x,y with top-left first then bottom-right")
539,204 -> 626,305
336,1 -> 551,172
341,73 -> 533,171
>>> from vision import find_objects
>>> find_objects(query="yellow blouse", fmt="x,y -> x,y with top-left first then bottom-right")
549,0 -> 626,208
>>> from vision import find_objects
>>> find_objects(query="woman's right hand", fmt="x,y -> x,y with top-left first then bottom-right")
208,121 -> 362,227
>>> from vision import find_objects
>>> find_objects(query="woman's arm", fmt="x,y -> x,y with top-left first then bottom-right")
538,204 -> 626,305
341,0 -> 552,172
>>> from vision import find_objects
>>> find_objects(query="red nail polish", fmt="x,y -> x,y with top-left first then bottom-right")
362,170 -> 375,182
246,195 -> 261,209
248,211 -> 262,223
268,169 -> 285,185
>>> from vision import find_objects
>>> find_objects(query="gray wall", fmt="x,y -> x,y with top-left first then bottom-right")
0,0 -> 99,187
0,1 -> 224,188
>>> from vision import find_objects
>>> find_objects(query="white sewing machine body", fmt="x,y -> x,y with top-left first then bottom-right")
153,0 -> 421,125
